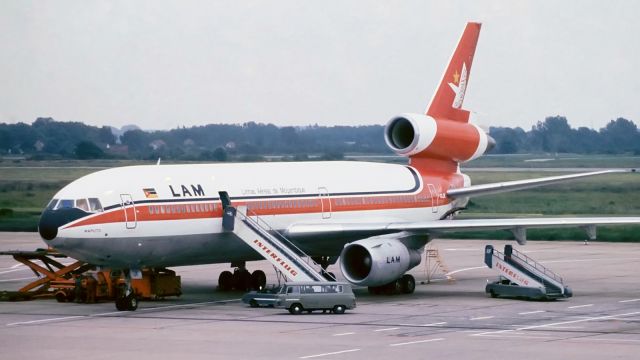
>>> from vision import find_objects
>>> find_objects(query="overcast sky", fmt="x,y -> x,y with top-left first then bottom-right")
1,1 -> 638,130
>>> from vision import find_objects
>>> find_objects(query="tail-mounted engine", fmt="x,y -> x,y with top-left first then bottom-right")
384,113 -> 495,162
339,237 -> 422,287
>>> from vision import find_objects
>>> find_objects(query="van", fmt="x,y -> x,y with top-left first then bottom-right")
275,281 -> 356,314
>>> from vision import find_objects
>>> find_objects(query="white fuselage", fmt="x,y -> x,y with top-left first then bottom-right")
42,161 -> 464,268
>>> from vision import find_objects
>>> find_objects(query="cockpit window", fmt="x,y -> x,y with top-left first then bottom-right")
55,199 -> 74,210
51,198 -> 103,212
88,198 -> 103,212
75,199 -> 89,211
46,199 -> 59,211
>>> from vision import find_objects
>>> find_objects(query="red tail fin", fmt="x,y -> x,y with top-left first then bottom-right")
426,22 -> 481,123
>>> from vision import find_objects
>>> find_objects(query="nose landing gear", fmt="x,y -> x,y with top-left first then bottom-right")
115,270 -> 138,311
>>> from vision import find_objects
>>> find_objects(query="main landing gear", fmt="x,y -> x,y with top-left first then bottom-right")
218,262 -> 267,291
368,274 -> 416,295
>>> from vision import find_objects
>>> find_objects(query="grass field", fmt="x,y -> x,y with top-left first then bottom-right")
1,156 -> 639,241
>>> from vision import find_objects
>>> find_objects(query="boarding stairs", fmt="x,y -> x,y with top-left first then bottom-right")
484,245 -> 572,299
424,246 -> 455,284
223,206 -> 327,282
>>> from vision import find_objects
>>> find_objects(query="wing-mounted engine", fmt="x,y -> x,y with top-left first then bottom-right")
339,237 -> 422,287
384,113 -> 494,162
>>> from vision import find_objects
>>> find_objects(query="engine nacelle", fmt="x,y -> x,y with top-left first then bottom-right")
340,237 -> 422,287
384,113 -> 494,162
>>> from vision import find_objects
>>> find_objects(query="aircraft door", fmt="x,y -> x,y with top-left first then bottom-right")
319,187 -> 332,219
427,184 -> 439,214
120,194 -> 137,229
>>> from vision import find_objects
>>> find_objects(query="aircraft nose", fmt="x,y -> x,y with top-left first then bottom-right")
38,208 -> 87,241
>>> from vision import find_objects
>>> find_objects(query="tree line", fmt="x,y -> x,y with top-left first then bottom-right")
0,116 -> 638,160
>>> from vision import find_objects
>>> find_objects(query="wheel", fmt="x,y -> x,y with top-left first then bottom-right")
400,274 -> 416,294
383,280 -> 401,295
55,291 -> 67,303
115,297 -> 126,311
333,305 -> 346,314
66,292 -> 76,303
125,294 -> 138,311
233,270 -> 252,291
249,299 -> 259,308
251,270 -> 267,290
489,290 -> 498,298
289,303 -> 303,315
218,271 -> 233,291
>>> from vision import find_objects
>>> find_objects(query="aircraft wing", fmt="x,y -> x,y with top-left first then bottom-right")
447,169 -> 637,198
286,216 -> 640,245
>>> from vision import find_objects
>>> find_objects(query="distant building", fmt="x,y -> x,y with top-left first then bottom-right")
149,140 -> 167,151
34,140 -> 45,152
106,145 -> 129,156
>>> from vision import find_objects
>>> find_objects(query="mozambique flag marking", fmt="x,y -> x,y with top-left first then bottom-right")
143,188 -> 158,198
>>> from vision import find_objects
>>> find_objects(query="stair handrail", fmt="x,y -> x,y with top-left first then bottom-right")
508,247 -> 563,284
237,208 -> 330,281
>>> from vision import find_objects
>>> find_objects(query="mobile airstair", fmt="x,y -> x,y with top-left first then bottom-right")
484,245 -> 572,300
223,205 -> 328,282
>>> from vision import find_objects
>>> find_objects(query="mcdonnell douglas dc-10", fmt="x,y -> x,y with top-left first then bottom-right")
38,23 -> 640,311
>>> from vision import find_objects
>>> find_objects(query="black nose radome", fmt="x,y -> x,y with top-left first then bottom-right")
38,208 -> 88,241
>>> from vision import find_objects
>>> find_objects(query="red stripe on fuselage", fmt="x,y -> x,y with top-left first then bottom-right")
62,189 -> 449,229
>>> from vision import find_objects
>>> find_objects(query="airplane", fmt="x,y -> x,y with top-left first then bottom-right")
37,22 -> 640,311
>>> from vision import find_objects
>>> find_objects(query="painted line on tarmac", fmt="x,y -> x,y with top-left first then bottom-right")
573,338 -> 640,343
399,322 -> 446,327
7,316 -> 85,326
6,299 -> 241,326
374,327 -> 399,332
473,311 -> 640,337
619,298 -> 640,303
299,349 -> 360,359
470,316 -> 494,321
568,304 -> 593,309
519,310 -> 545,315
389,338 -> 444,347
0,268 -> 30,275
332,332 -> 355,336
0,276 -> 38,283
0,263 -> 24,271
138,299 -> 240,311
442,248 -> 482,251
447,266 -> 485,276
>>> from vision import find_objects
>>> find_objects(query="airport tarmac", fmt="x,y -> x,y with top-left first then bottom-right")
1,232 -> 639,359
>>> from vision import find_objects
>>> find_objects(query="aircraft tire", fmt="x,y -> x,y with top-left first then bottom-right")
251,270 -> 267,290
383,280 -> 401,295
218,271 -> 233,291
115,297 -> 126,311
400,274 -> 416,294
233,270 -> 252,291
125,294 -> 138,311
